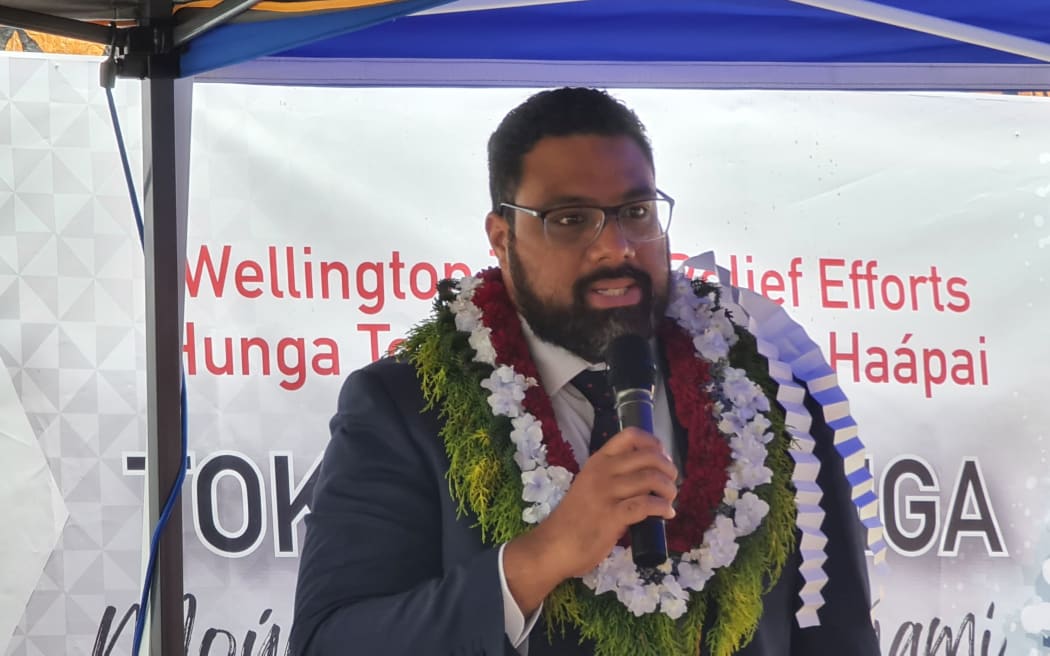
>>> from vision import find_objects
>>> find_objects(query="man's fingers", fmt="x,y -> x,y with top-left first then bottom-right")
603,449 -> 678,482
617,494 -> 677,523
594,428 -> 674,476
608,468 -> 678,503
597,427 -> 666,457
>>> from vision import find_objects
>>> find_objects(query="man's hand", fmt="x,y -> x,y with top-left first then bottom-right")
502,429 -> 678,616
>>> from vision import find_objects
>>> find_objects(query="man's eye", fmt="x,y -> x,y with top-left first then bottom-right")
548,212 -> 589,227
622,203 -> 651,220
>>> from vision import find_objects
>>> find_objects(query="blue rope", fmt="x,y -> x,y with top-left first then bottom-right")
105,88 -> 143,245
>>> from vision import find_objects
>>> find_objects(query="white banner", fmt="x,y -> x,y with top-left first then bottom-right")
3,54 -> 1050,655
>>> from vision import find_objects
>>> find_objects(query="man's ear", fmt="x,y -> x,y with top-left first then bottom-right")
485,211 -> 511,266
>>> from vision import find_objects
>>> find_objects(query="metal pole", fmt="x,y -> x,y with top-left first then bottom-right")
0,5 -> 112,43
140,1 -> 191,653
141,72 -> 192,656
173,0 -> 262,47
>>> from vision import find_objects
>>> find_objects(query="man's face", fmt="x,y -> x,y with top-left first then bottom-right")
486,134 -> 671,363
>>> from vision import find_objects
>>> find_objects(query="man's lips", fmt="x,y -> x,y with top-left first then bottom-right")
587,277 -> 643,308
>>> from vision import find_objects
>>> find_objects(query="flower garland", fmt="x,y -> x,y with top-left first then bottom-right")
403,267 -> 797,656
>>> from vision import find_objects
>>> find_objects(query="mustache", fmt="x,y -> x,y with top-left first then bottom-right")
573,265 -> 653,295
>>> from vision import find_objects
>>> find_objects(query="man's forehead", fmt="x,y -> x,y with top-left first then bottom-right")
518,135 -> 655,197
520,134 -> 651,175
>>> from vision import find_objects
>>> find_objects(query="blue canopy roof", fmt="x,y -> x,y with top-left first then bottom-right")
279,0 -> 1050,64
180,0 -> 1050,81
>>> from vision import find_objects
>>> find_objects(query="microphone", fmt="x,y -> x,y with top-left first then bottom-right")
605,333 -> 669,568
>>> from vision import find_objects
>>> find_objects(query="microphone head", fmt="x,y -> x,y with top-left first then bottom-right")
605,334 -> 656,392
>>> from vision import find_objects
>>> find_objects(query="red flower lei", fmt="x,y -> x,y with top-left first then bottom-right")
470,267 -> 732,553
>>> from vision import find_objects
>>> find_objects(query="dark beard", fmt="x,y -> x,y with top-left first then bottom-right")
507,239 -> 668,363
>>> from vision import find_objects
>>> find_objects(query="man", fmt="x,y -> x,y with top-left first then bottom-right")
291,88 -> 879,655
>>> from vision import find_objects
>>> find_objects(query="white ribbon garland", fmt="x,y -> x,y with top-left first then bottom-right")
684,252 -> 887,627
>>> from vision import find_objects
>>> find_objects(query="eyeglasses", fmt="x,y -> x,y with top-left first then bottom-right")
500,189 -> 675,248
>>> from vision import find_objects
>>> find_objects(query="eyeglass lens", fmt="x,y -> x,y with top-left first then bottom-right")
544,200 -> 671,246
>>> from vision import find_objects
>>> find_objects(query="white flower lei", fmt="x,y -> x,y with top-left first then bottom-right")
451,269 -> 776,619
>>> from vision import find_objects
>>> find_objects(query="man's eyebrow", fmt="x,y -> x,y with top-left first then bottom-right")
621,185 -> 659,200
543,186 -> 658,207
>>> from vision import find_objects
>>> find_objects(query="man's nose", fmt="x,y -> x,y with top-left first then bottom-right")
589,212 -> 634,258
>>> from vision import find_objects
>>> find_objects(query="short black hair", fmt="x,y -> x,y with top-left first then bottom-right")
487,87 -> 654,214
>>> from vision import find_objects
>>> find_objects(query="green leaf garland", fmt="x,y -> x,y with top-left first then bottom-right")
399,275 -> 798,656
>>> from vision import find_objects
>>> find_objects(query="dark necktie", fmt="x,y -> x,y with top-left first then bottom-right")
570,369 -> 619,454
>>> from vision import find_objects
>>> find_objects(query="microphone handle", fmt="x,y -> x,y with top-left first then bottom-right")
615,389 -> 669,568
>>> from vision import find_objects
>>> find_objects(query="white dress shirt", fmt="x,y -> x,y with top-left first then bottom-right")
499,318 -> 677,654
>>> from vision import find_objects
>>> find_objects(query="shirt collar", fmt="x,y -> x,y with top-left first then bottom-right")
519,316 -> 605,398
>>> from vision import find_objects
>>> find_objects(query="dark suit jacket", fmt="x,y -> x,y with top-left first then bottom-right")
290,357 -> 880,655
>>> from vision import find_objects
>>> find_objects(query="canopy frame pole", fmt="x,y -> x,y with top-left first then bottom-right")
140,0 -> 191,654
791,0 -> 1050,63
141,72 -> 192,656
174,0 -> 263,47
0,4 -> 113,43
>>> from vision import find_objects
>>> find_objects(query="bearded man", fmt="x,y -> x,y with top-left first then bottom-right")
290,88 -> 879,656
